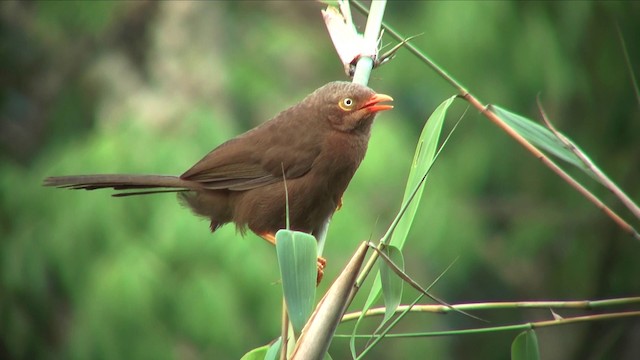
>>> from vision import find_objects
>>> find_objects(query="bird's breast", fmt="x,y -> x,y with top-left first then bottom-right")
232,130 -> 370,236
311,131 -> 370,199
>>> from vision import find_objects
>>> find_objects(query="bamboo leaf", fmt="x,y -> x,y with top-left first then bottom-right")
390,95 -> 454,248
264,337 -> 281,360
511,330 -> 540,360
491,105 -> 587,173
362,95 -> 454,308
350,95 -> 456,357
379,246 -> 404,325
293,242 -> 368,360
240,343 -> 271,360
276,229 -> 318,334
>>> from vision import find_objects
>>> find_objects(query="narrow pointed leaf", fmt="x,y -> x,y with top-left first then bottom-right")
367,95 -> 454,304
492,106 -> 587,173
351,95 -> 455,357
511,330 -> 540,360
264,337 -> 281,360
276,229 -> 318,334
389,95 -> 454,248
379,246 -> 404,325
293,242 -> 368,360
240,344 -> 271,360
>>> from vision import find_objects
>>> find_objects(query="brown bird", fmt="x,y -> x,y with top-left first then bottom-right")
44,81 -> 393,260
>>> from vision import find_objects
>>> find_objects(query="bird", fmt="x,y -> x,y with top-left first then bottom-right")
44,81 -> 393,278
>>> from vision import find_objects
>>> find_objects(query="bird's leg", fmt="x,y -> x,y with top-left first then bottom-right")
259,232 -> 277,245
316,257 -> 326,284
336,196 -> 343,211
259,232 -> 326,285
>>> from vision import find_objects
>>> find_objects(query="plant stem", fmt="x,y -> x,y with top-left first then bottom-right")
352,0 -> 387,86
344,0 -> 388,299
335,311 -> 640,339
280,298 -> 289,360
538,101 -> 640,220
351,0 -> 639,241
341,297 -> 640,322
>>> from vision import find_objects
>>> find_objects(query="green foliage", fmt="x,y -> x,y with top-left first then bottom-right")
351,95 -> 453,357
265,338 -> 282,360
34,0 -> 121,35
378,246 -> 404,327
511,330 -> 541,360
387,95 -> 455,248
492,106 -> 586,172
275,230 -> 317,334
240,343 -> 272,360
1,2 -> 639,360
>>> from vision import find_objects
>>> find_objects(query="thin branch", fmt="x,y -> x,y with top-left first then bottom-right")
370,244 -> 482,321
351,0 -> 387,85
280,298 -> 289,360
341,297 -> 640,322
352,0 -> 639,241
351,0 -> 466,92
537,98 -> 640,220
487,101 -> 638,241
616,24 -> 640,111
348,109 -> 462,309
336,311 -> 640,339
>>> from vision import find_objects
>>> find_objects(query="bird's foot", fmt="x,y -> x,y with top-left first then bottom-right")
259,232 -> 277,245
260,232 -> 326,285
317,256 -> 327,285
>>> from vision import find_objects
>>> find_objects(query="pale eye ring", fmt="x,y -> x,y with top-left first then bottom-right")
339,97 -> 355,110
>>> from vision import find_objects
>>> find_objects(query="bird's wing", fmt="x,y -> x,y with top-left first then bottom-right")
181,120 -> 322,191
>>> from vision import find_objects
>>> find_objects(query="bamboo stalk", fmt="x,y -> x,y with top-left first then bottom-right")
341,297 -> 640,322
351,0 -> 639,241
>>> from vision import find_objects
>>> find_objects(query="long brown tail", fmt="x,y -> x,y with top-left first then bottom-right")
43,174 -> 204,196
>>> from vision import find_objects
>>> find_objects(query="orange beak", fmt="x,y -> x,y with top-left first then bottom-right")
361,93 -> 394,113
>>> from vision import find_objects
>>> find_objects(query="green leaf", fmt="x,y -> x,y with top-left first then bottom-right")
390,95 -> 455,248
492,105 -> 587,172
511,330 -> 540,360
362,95 -> 453,308
240,343 -> 271,360
350,96 -> 456,357
264,337 -> 281,360
262,336 -> 282,360
276,229 -> 317,334
318,0 -> 340,6
379,246 -> 404,325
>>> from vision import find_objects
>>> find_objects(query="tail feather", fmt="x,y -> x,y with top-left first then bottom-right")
113,189 -> 190,197
43,174 -> 203,194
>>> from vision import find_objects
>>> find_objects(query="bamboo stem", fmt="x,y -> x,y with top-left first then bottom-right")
352,0 -> 387,85
336,311 -> 640,339
352,0 -> 639,241
341,297 -> 640,322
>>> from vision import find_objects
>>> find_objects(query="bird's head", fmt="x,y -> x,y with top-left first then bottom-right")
308,81 -> 393,133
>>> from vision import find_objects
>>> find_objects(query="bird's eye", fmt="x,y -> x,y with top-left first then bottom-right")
338,97 -> 355,111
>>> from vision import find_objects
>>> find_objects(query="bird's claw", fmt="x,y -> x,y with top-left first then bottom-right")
317,256 -> 327,285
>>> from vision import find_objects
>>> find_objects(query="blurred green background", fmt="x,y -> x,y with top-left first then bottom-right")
2,1 -> 639,359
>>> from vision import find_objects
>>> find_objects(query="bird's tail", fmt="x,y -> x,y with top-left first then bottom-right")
43,174 -> 203,197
